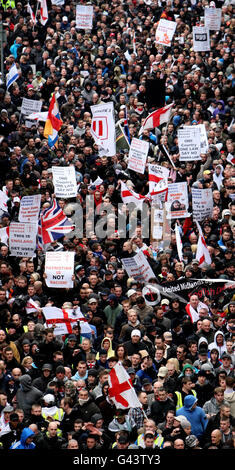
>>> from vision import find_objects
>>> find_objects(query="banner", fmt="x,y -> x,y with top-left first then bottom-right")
76,5 -> 93,29
9,223 -> 37,258
204,7 -> 222,30
142,278 -> 235,306
166,182 -> 189,219
192,187 -> 213,221
193,26 -> 210,52
45,251 -> 75,288
178,127 -> 201,161
128,138 -> 149,174
122,251 -> 155,283
19,195 -> 41,223
52,166 -> 77,199
155,19 -> 177,47
91,102 -> 116,157
21,98 -> 42,116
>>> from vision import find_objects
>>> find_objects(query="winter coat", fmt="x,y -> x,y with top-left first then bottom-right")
16,374 -> 43,417
208,331 -> 227,358
203,396 -> 230,417
75,398 -> 101,422
176,395 -> 208,438
10,427 -> 35,449
151,398 -> 175,425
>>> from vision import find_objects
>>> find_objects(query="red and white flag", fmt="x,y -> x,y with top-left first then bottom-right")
26,298 -> 40,314
195,220 -> 212,266
108,362 -> 142,409
175,223 -> 183,261
121,181 -> 147,208
186,300 -> 209,323
27,3 -> 36,24
139,103 -> 174,134
42,306 -> 91,336
39,0 -> 48,25
227,153 -> 235,165
0,226 -> 9,245
148,164 -> 169,200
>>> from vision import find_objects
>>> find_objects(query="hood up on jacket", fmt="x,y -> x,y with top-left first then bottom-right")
20,427 -> 35,447
183,395 -> 198,411
19,374 -> 32,392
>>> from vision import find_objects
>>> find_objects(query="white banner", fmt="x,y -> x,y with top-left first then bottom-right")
166,182 -> 189,219
155,19 -> 177,47
21,98 -> 42,116
52,166 -> 77,199
193,26 -> 210,52
128,138 -> 149,174
45,251 -> 75,288
19,195 -> 41,223
91,102 -> 116,157
9,223 -> 37,258
178,126 -> 201,161
122,251 -> 155,283
192,187 -> 213,221
204,7 -> 221,30
76,5 -> 93,29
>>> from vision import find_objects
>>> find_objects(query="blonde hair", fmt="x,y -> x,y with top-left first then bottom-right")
167,357 -> 180,373
21,356 -> 33,367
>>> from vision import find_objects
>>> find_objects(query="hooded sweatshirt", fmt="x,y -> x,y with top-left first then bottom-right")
16,374 -> 43,417
10,427 -> 35,449
95,337 -> 115,360
176,395 -> 208,438
208,331 -> 227,358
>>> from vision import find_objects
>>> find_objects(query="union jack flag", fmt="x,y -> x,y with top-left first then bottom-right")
38,199 -> 74,248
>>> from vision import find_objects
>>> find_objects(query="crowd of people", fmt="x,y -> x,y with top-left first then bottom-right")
0,0 -> 234,451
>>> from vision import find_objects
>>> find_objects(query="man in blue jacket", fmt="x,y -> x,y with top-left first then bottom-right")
10,427 -> 35,449
176,395 -> 208,443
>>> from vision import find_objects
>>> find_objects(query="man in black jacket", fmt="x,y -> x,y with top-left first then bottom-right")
150,386 -> 175,425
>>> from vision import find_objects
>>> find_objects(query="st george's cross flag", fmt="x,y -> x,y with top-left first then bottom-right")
195,220 -> 212,266
120,181 -> 147,208
42,306 -> 92,336
108,362 -> 142,409
39,0 -> 48,25
26,298 -> 40,314
139,103 -> 174,134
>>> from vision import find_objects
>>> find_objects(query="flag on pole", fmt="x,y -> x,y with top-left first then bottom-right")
44,93 -> 62,148
121,181 -> 147,208
6,64 -> 19,90
108,361 -> 142,409
195,220 -> 212,266
227,153 -> 235,165
26,298 -> 40,314
175,223 -> 183,262
132,30 -> 137,55
123,106 -> 131,144
39,0 -> 48,25
139,103 -> 174,135
116,122 -> 130,151
38,199 -> 74,248
27,3 -> 36,24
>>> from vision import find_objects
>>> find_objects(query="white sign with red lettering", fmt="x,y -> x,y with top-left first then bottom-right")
155,19 -> 177,47
45,251 -> 75,288
19,195 -> 41,223
76,5 -> 93,30
9,223 -> 37,258
128,138 -> 149,174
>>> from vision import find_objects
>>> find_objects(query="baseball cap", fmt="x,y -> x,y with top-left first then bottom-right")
221,352 -> 232,360
3,405 -> 13,413
161,299 -> 170,305
62,16 -> 68,21
127,367 -> 135,375
67,334 -> 77,341
158,366 -> 168,378
13,197 -> 20,203
142,378 -> 151,386
42,363 -> 53,371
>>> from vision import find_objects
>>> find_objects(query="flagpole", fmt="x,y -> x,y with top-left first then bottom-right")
33,1 -> 40,32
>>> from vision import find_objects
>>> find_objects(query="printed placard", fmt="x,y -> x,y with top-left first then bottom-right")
76,5 -> 93,29
155,19 -> 177,47
128,138 -> 149,174
178,127 -> 201,161
192,187 -> 213,221
9,223 -> 37,258
45,251 -> 75,288
52,166 -> 77,198
19,195 -> 41,223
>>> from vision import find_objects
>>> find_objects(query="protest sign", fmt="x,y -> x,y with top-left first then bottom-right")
193,26 -> 210,52
21,98 -> 42,116
91,102 -> 116,157
192,187 -> 213,221
9,223 -> 37,258
19,195 -> 41,223
195,124 -> 209,153
122,251 -> 155,283
178,126 -> 201,161
166,182 -> 189,219
155,19 -> 177,47
0,190 -> 8,213
45,251 -> 75,288
204,7 -> 222,30
128,138 -> 149,174
52,166 -> 77,198
76,5 -> 93,29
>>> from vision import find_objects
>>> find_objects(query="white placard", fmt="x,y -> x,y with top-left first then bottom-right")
192,188 -> 213,221
195,124 -> 209,154
21,98 -> 42,116
91,101 -> 116,157
122,251 -> 155,283
155,19 -> 177,47
166,182 -> 189,219
76,5 -> 93,29
193,26 -> 210,52
204,7 -> 221,31
45,251 -> 75,289
9,223 -> 37,258
19,195 -> 41,223
52,166 -> 77,198
128,138 -> 149,174
178,127 -> 201,161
